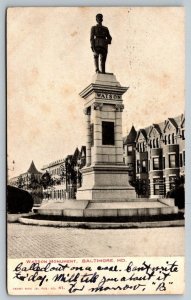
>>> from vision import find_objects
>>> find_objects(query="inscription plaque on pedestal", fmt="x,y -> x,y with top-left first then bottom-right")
102,121 -> 114,145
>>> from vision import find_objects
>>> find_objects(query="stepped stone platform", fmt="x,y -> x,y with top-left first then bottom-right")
33,198 -> 178,218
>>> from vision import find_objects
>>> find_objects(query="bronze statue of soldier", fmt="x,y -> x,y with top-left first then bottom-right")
90,14 -> 112,74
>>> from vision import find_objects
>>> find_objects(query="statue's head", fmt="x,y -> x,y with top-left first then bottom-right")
96,14 -> 103,24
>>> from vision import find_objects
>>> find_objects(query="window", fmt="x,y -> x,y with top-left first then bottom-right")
163,178 -> 166,196
153,157 -> 159,170
156,138 -> 159,148
153,139 -> 155,148
164,135 -> 167,145
153,178 -> 163,196
163,157 -> 165,169
168,134 -> 171,145
142,160 -> 147,173
169,154 -> 176,168
182,130 -> 185,140
154,184 -> 160,195
102,121 -> 114,145
127,145 -> 133,155
172,133 -> 175,144
169,176 -> 176,190
183,151 -> 185,166
139,142 -> 146,152
179,153 -> 183,167
137,160 -> 140,173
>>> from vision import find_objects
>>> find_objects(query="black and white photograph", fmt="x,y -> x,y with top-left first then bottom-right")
7,7 -> 185,295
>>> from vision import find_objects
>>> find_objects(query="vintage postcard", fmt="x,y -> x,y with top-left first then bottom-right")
7,7 -> 185,295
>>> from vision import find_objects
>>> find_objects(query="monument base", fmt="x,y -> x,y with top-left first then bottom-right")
33,198 -> 178,218
76,164 -> 136,201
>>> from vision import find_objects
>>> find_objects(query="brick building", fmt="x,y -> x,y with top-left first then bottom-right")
41,158 -> 66,200
123,114 -> 185,198
41,146 -> 86,200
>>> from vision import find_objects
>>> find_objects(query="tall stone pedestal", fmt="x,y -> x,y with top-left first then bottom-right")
35,73 -> 178,221
76,73 -> 136,201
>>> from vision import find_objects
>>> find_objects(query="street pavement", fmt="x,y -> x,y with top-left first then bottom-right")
7,223 -> 184,258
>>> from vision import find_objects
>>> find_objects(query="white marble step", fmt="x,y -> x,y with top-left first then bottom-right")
87,201 -> 167,210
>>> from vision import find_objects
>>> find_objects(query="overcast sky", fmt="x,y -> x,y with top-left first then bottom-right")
7,7 -> 184,177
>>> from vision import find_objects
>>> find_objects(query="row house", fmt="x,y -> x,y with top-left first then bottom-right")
41,158 -> 66,200
123,114 -> 185,198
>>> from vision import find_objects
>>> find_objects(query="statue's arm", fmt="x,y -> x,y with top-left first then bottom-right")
90,26 -> 95,50
107,28 -> 112,44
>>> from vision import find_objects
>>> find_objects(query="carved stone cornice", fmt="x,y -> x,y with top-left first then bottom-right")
79,83 -> 128,100
92,102 -> 103,111
115,104 -> 124,112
